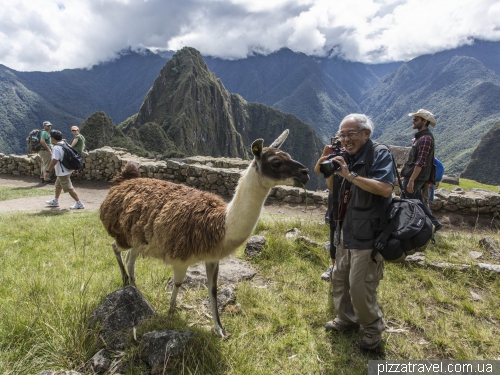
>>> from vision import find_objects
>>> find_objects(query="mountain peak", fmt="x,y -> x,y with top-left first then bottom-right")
131,47 -> 247,158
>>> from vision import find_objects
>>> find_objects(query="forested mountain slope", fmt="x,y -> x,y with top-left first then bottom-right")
461,120 -> 500,185
361,55 -> 500,174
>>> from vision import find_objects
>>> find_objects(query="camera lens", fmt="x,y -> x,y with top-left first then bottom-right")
319,160 -> 335,177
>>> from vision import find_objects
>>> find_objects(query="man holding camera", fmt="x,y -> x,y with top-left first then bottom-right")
323,114 -> 396,351
401,109 -> 442,231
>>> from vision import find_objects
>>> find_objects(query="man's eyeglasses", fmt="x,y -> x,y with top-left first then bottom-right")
412,117 -> 421,122
338,130 -> 363,139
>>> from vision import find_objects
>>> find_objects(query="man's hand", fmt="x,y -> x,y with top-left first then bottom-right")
318,155 -> 330,163
407,179 -> 415,194
332,156 -> 350,179
40,138 -> 51,152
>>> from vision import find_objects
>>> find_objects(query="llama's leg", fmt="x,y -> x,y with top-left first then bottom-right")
169,265 -> 188,312
206,261 -> 226,338
124,249 -> 139,287
112,241 -> 129,286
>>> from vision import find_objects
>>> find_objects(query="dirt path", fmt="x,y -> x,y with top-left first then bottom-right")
0,175 -> 328,221
2,175 -> 499,235
0,175 -> 112,212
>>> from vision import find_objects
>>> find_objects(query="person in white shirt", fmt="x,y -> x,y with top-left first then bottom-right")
44,130 -> 85,209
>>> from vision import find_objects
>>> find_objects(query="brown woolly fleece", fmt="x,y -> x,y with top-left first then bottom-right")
100,177 -> 227,262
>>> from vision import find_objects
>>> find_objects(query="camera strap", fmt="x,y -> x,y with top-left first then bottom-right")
332,179 -> 352,246
336,180 -> 352,222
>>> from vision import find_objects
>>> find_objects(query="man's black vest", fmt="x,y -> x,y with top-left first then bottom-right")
333,139 -> 393,250
401,128 -> 435,183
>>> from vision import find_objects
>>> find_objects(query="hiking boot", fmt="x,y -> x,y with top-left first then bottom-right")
46,198 -> 59,207
433,222 -> 443,232
360,332 -> 382,351
321,265 -> 334,281
325,320 -> 360,333
70,201 -> 85,210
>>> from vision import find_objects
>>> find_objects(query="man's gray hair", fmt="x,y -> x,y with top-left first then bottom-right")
339,114 -> 374,133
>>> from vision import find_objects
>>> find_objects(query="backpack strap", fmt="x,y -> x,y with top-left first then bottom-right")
368,143 -> 404,261
54,143 -> 66,173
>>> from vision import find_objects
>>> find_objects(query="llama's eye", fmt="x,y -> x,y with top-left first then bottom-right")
271,161 -> 282,168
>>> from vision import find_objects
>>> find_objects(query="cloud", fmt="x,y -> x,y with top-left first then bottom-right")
0,0 -> 499,71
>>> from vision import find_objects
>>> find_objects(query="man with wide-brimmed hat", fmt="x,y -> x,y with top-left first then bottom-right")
401,109 -> 442,231
39,121 -> 54,183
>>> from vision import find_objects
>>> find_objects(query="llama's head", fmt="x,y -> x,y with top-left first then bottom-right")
251,129 -> 310,188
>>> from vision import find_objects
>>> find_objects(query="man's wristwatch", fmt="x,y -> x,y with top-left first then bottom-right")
347,172 -> 358,183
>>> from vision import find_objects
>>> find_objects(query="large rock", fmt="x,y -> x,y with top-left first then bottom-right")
140,330 -> 196,370
88,286 -> 155,350
479,236 -> 500,260
86,349 -> 111,374
477,263 -> 500,273
245,236 -> 266,258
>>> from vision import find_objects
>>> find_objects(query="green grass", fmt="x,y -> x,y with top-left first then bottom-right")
440,178 -> 500,193
0,186 -> 53,201
0,211 -> 499,374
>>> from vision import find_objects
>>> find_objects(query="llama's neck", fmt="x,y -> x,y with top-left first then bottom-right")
224,165 -> 271,250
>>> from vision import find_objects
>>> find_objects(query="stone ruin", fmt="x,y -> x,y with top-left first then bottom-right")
0,146 -> 499,217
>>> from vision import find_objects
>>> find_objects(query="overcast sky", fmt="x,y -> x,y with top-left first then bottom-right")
1,0 -> 500,72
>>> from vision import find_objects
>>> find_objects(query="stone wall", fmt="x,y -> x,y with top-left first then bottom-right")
431,188 -> 500,216
0,147 -> 326,207
1,146 -> 499,217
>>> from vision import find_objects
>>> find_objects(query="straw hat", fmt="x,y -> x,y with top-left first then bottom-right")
408,109 -> 436,126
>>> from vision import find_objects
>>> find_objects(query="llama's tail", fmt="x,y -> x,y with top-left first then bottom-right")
111,161 -> 141,183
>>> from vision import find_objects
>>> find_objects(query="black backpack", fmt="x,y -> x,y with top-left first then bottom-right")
372,152 -> 435,263
373,197 -> 434,262
57,142 -> 84,172
26,129 -> 42,153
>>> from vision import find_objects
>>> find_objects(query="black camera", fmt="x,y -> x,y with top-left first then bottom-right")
319,137 -> 348,178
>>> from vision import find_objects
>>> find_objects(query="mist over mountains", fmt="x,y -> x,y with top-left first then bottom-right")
1,40 -> 500,185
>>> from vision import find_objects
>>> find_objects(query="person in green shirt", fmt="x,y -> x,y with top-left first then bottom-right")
39,121 -> 53,183
70,125 -> 85,154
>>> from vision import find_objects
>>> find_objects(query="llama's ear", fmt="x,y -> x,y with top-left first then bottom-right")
269,129 -> 289,149
251,139 -> 264,159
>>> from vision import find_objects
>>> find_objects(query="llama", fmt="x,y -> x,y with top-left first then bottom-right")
99,129 -> 309,337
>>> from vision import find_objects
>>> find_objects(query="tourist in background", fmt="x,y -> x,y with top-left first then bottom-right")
70,126 -> 85,154
401,109 -> 442,231
430,156 -> 444,201
44,129 -> 85,210
70,125 -> 85,177
39,121 -> 54,183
